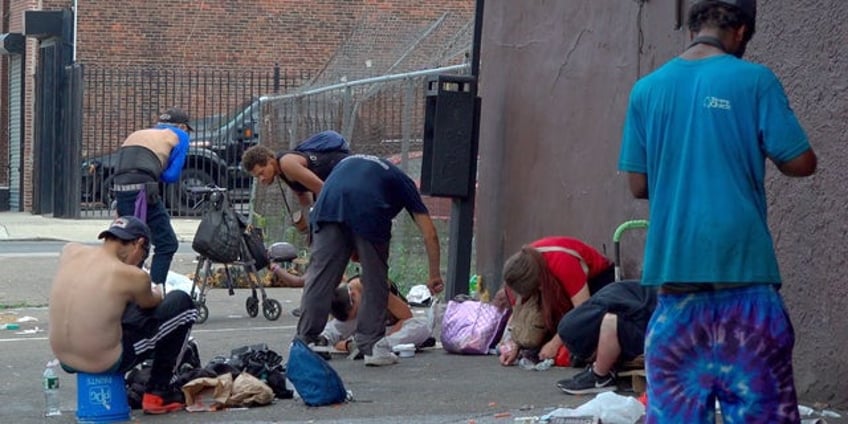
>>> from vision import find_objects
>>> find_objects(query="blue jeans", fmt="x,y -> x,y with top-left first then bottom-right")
115,190 -> 178,285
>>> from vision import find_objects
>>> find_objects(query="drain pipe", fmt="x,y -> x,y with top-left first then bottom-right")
72,0 -> 77,61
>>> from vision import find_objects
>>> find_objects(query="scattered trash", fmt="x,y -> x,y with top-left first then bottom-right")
16,326 -> 43,334
2,323 -> 20,330
821,410 -> 842,418
406,284 -> 432,306
797,403 -> 842,422
547,417 -> 601,424
799,405 -> 816,416
511,415 -> 536,422
16,316 -> 38,323
543,392 -> 644,424
518,357 -> 554,371
392,343 -> 416,358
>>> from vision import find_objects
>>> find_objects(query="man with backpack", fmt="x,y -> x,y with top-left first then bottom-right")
242,131 -> 350,230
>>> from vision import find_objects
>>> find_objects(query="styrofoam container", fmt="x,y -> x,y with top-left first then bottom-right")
392,343 -> 416,358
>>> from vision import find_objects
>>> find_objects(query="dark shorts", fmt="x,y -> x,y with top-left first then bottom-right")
645,285 -> 799,424
557,280 -> 656,363
587,263 -> 615,295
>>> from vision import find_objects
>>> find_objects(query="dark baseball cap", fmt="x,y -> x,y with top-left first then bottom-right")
98,216 -> 152,244
158,107 -> 194,132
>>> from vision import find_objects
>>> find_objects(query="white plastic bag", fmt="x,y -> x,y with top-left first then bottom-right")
407,284 -> 432,305
543,392 -> 645,424
146,270 -> 194,294
426,297 -> 446,341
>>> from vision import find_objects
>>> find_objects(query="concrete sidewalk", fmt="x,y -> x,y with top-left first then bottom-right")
0,212 -> 199,243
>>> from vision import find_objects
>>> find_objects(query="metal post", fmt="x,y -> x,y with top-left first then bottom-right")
445,0 -> 484,298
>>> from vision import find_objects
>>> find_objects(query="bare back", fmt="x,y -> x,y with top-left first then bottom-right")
122,128 -> 180,167
48,243 -> 151,373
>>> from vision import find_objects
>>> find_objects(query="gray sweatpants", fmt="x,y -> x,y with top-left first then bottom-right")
322,316 -> 432,349
296,222 -> 390,356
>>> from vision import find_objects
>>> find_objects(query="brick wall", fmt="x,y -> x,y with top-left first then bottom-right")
70,0 -> 472,74
5,0 -> 474,211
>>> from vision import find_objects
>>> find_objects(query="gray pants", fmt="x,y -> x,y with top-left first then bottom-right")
296,222 -> 390,356
322,317 -> 432,349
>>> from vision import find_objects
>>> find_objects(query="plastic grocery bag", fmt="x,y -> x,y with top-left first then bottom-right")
440,297 -> 510,355
543,392 -> 645,424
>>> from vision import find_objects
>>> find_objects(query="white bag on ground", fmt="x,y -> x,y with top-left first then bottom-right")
543,392 -> 645,424
385,317 -> 431,347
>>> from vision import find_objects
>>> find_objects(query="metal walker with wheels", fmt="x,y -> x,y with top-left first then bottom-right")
612,219 -> 649,281
612,219 -> 649,393
188,186 -> 282,324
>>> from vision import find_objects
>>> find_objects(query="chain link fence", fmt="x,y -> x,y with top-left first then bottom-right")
251,64 -> 470,290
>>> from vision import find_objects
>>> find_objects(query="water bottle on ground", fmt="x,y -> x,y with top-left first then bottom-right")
469,275 -> 479,299
43,359 -> 61,417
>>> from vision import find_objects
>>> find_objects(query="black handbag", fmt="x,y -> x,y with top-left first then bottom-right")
242,223 -> 269,271
192,191 -> 241,263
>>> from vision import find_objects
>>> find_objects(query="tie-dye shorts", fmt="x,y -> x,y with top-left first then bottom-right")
645,284 -> 799,424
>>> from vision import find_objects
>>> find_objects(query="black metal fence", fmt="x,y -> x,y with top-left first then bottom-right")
79,65 -> 309,218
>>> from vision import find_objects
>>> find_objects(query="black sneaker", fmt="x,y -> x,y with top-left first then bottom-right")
557,365 -> 617,395
305,335 -> 332,360
415,337 -> 437,349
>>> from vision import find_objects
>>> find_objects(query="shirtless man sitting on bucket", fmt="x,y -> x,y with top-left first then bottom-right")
48,216 -> 197,415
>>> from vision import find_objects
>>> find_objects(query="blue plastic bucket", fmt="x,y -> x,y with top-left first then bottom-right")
75,372 -> 131,423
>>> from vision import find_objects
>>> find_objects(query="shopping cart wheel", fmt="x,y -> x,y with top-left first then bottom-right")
262,298 -> 282,321
245,296 -> 259,318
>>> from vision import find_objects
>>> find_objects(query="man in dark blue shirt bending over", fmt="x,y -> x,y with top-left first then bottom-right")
297,154 -> 444,366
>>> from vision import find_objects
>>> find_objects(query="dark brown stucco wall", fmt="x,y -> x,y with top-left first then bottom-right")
476,0 -> 848,405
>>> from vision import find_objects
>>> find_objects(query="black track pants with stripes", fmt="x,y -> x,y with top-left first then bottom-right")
118,290 -> 198,388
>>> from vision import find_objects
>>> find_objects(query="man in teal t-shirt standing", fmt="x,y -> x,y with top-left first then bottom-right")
618,1 -> 817,422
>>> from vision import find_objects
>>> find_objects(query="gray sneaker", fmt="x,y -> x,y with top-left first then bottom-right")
364,339 -> 398,366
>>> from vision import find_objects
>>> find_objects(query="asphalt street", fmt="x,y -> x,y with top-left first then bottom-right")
0,240 -> 596,424
2,240 -> 843,424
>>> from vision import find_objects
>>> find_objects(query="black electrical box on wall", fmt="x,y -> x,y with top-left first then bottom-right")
421,74 -> 476,198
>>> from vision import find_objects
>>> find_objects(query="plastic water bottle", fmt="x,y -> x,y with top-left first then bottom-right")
43,359 -> 61,417
469,275 -> 479,298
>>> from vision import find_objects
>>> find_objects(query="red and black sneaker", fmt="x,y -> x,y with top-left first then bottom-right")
142,386 -> 184,415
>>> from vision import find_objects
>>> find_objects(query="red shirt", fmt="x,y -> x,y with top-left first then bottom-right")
530,236 -> 612,298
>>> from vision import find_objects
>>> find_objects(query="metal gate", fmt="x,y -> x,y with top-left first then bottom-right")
8,55 -> 22,211
79,65 -> 305,218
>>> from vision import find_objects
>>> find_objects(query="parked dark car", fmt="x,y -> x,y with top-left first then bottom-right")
81,98 -> 265,216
